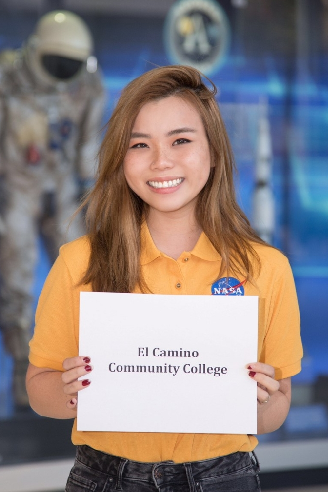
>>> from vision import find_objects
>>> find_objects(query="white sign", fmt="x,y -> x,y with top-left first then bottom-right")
78,293 -> 258,434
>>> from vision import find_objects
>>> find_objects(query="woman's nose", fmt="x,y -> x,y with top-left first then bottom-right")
150,146 -> 174,170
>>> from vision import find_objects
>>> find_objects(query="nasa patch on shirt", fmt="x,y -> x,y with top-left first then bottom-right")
211,277 -> 245,296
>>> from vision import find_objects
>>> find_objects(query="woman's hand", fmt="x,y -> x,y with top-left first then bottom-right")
247,362 -> 280,405
246,362 -> 291,434
62,356 -> 93,409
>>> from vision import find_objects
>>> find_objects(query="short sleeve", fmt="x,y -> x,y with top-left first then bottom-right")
29,252 -> 81,371
259,258 -> 303,380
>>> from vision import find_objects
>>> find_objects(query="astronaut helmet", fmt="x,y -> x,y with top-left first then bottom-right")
24,10 -> 94,86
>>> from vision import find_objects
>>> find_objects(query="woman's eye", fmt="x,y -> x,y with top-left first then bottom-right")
173,138 -> 191,145
131,142 -> 148,149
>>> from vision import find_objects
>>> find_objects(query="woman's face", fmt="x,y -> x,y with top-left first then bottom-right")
123,96 -> 211,219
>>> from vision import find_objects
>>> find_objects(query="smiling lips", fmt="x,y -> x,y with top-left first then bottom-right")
147,178 -> 184,189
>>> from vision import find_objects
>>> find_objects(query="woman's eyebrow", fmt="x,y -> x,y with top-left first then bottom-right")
167,127 -> 196,136
130,132 -> 151,139
130,127 -> 196,139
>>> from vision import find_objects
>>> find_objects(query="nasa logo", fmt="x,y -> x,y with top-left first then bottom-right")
211,277 -> 245,296
164,0 -> 230,75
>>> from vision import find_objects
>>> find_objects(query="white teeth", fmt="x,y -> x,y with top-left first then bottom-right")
148,178 -> 183,189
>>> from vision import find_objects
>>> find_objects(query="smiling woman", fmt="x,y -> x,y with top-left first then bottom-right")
80,65 -> 266,292
26,65 -> 302,492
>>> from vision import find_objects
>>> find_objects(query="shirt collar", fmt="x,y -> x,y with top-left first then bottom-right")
140,221 -> 221,265
140,220 -> 161,265
191,233 -> 221,261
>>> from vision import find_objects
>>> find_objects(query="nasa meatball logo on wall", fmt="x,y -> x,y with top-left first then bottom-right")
211,277 -> 245,296
164,0 -> 230,75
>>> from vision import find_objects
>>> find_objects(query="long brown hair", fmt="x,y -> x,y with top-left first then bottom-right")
81,65 -> 266,292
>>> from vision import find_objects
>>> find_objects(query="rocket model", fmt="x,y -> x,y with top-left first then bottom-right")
252,99 -> 275,244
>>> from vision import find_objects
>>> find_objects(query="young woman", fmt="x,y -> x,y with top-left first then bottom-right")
26,65 -> 302,491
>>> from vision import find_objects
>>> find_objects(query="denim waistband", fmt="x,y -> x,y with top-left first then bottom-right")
75,445 -> 258,487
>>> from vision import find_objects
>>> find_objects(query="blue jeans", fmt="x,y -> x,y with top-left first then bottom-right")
65,445 -> 261,491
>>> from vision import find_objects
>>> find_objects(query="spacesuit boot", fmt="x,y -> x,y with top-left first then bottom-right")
2,324 -> 31,409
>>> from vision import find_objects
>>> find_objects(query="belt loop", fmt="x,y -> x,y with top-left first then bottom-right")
115,458 -> 128,490
250,451 -> 260,472
184,462 -> 196,492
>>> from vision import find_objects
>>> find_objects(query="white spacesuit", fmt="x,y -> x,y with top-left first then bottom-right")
0,11 -> 105,407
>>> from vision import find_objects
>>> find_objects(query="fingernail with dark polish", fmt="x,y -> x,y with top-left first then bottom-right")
249,371 -> 256,378
82,379 -> 91,386
247,365 -> 252,369
83,357 -> 91,363
69,399 -> 76,405
85,365 -> 92,372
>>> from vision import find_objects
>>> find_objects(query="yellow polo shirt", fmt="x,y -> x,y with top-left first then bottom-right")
29,221 -> 302,462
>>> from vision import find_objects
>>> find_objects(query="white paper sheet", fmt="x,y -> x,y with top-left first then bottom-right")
78,293 -> 258,434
